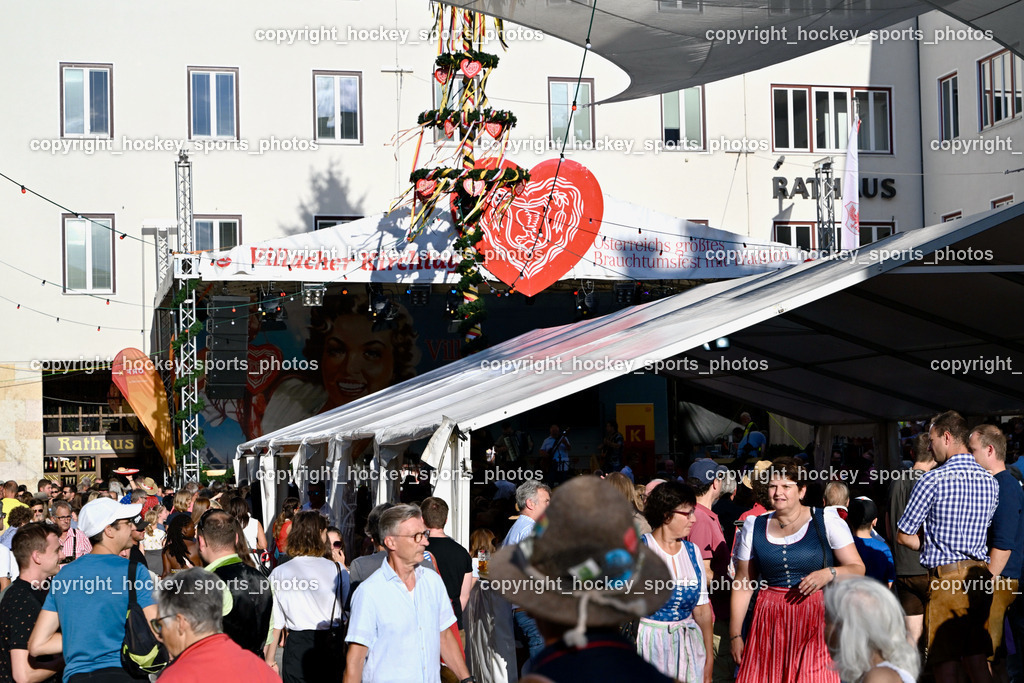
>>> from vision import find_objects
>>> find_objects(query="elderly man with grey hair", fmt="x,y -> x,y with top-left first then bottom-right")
345,504 -> 472,683
499,480 -> 552,663
152,567 -> 279,682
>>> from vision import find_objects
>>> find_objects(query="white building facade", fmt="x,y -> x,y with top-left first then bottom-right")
0,0 -> 1015,481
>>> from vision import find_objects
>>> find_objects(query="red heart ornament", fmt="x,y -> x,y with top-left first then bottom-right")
434,68 -> 449,85
460,59 -> 482,79
443,119 -> 457,138
478,159 -> 603,297
484,121 -> 504,138
247,344 -> 282,394
463,178 -> 486,196
415,178 -> 437,198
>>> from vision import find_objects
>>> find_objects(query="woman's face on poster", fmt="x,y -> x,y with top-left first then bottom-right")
321,314 -> 395,408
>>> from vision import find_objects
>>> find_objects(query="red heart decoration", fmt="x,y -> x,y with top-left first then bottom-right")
460,59 -> 482,79
434,68 -> 449,85
484,121 -> 504,138
415,178 -> 437,198
443,119 -> 457,138
247,344 -> 282,394
463,178 -> 486,196
478,159 -> 603,297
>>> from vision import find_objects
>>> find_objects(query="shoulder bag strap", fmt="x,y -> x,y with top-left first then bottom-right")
331,561 -> 342,629
811,508 -> 833,569
127,557 -> 139,607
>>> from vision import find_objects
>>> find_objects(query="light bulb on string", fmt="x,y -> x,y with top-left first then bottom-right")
21,186 -> 26,194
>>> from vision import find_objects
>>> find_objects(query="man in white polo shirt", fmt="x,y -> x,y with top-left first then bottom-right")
344,504 -> 472,683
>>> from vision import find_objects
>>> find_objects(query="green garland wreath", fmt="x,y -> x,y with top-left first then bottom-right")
410,165 -> 529,184
417,108 -> 518,129
435,50 -> 500,71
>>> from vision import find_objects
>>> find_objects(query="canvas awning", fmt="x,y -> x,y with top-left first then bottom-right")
240,201 -> 1024,458
444,0 -> 1024,103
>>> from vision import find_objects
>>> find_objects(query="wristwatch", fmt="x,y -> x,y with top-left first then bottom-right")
829,567 -> 837,579
460,678 -> 478,683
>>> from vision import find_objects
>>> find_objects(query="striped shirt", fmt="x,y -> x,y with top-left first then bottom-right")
59,528 -> 92,561
897,453 -> 998,568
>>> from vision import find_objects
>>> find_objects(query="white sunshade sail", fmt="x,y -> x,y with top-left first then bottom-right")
240,201 -> 1024,455
444,0 -> 1023,103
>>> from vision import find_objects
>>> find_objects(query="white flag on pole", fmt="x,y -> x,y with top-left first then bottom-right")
840,117 -> 860,251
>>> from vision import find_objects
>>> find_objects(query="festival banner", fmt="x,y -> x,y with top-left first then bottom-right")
193,189 -> 804,286
111,348 -> 176,470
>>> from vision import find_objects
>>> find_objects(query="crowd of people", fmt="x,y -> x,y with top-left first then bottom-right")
0,409 -> 1022,682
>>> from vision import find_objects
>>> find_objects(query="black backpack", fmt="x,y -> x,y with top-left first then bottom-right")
121,558 -> 169,678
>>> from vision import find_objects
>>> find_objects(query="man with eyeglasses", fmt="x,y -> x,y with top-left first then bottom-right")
53,500 -> 92,564
194,509 -> 273,656
345,504 -> 473,683
149,567 -> 279,682
28,497 -> 156,682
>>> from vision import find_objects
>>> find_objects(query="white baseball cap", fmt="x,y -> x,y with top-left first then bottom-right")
78,498 -> 143,538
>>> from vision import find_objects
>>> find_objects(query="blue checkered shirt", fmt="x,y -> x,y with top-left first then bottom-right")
897,453 -> 999,568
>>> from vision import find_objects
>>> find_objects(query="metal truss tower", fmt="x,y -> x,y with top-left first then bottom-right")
815,157 -> 837,254
174,153 -> 201,484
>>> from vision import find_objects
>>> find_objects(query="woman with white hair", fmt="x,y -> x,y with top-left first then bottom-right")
824,576 -> 919,683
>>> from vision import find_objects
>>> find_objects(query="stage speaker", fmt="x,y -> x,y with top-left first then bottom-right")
206,297 -> 249,398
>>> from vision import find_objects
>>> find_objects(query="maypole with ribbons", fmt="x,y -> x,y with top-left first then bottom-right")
395,2 -> 529,355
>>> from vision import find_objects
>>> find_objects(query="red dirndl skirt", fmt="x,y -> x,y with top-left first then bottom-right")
737,586 -> 838,683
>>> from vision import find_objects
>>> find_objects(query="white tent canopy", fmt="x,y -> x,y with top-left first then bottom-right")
240,203 -> 1024,543
241,202 -> 1024,457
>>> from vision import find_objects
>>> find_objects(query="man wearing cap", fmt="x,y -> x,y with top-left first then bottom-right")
492,476 -> 675,682
28,497 -> 157,682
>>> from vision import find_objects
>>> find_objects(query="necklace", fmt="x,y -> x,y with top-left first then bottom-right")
776,508 -> 806,530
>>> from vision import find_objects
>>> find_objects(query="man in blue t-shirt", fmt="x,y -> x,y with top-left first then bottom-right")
28,497 -> 155,682
970,424 -> 1024,677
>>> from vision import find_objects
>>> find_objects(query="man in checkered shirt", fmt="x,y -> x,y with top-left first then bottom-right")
897,410 -> 999,683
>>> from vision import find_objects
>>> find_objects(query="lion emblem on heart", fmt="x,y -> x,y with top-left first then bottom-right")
479,159 -> 603,297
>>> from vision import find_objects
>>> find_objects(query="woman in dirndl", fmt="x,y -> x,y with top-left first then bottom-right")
637,480 -> 714,683
730,457 -> 865,683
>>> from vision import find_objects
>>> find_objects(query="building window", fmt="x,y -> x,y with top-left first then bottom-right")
314,215 -> 362,230
941,211 -> 962,222
662,87 -> 704,150
189,67 -> 238,139
658,0 -> 704,12
314,71 -> 362,143
774,85 -> 891,153
549,78 -> 593,144
194,216 -> 240,252
979,50 -> 1023,130
854,89 -> 891,153
773,87 -> 810,151
814,88 -> 851,151
61,64 -> 112,137
939,74 -> 959,142
63,214 -> 114,294
992,195 -> 1014,209
859,222 -> 895,246
773,221 -> 814,250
